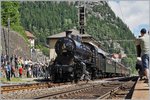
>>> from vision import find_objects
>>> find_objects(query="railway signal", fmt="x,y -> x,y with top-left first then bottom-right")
78,1 -> 85,34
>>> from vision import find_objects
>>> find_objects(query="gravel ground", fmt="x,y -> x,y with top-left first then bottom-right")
1,80 -> 109,99
2,77 -> 129,99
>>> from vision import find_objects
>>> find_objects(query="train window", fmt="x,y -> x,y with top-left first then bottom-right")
107,59 -> 112,64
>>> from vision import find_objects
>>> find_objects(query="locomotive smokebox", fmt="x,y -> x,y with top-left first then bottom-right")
66,31 -> 72,37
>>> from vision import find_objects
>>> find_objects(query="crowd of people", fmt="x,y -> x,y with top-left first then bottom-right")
1,54 -> 49,81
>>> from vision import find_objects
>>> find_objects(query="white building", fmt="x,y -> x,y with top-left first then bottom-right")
25,31 -> 35,48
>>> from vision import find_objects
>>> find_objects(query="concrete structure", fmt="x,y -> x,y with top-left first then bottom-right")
132,79 -> 150,100
25,31 -> 35,60
25,31 -> 35,48
47,29 -> 106,60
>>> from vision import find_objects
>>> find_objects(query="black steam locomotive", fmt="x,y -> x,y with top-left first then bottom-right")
50,31 -> 130,83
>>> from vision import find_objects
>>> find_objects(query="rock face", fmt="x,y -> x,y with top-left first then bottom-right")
1,27 -> 30,58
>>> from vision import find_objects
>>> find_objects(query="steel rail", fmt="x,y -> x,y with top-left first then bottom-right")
1,82 -> 63,94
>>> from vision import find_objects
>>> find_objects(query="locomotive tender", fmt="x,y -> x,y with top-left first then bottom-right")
50,31 -> 130,83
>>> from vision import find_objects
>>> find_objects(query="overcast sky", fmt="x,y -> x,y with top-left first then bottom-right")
108,0 -> 149,37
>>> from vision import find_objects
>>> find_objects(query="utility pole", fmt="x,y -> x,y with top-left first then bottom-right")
78,1 -> 86,34
7,18 -> 10,61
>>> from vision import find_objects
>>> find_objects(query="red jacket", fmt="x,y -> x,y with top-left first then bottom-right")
19,67 -> 23,74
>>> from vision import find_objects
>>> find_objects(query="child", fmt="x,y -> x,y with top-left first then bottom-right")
136,57 -> 144,80
19,66 -> 23,78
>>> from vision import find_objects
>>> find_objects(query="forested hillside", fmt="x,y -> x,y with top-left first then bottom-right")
1,1 -> 137,73
86,2 -> 135,54
19,1 -> 136,53
19,1 -> 78,47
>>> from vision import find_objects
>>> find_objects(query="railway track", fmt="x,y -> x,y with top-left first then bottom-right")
1,77 -> 123,94
1,82 -> 64,94
34,78 -> 138,99
33,76 -> 138,99
99,79 -> 137,99
1,76 -> 138,99
34,82 -> 122,99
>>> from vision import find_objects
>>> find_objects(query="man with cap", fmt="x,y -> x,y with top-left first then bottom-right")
136,28 -> 150,83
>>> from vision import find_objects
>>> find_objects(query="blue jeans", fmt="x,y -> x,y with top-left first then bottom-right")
142,54 -> 149,69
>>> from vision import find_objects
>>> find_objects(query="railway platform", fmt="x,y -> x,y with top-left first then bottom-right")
132,78 -> 150,100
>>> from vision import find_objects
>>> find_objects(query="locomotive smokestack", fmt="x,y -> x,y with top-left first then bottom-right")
66,31 -> 72,37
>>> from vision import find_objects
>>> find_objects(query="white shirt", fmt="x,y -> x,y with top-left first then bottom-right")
139,34 -> 150,55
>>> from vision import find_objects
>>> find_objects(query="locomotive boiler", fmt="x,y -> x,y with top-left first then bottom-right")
55,31 -> 92,62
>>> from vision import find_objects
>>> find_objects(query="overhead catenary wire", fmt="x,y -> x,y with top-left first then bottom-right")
100,39 -> 135,42
109,53 -> 137,56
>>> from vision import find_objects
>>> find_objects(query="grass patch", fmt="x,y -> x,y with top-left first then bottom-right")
0,77 -> 27,83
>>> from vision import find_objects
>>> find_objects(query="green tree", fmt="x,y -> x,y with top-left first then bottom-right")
1,1 -> 20,26
1,1 -> 27,40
